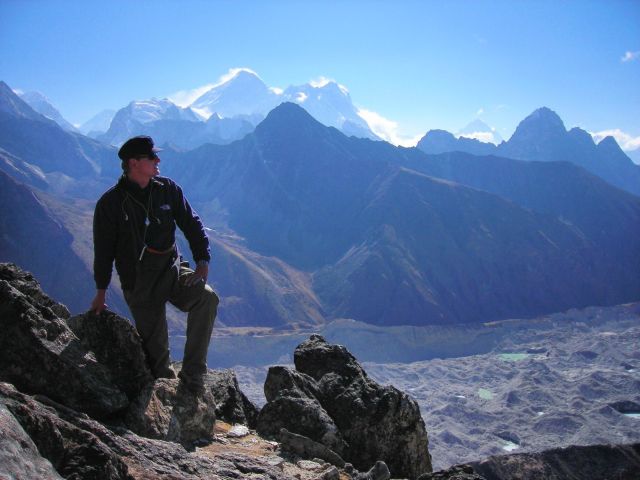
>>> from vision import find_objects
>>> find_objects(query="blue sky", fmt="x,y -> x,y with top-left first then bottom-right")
1,0 -> 639,149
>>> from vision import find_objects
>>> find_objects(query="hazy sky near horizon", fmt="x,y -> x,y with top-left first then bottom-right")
1,0 -> 639,148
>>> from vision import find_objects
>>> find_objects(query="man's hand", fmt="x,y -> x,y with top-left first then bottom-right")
90,289 -> 108,314
185,260 -> 209,286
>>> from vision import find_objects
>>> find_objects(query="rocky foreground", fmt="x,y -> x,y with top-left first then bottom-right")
1,262 -> 639,480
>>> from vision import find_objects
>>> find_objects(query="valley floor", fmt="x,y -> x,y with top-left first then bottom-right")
233,303 -> 640,470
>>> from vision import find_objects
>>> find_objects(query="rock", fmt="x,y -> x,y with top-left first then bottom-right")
264,365 -> 323,402
0,275 -> 128,418
279,428 -> 346,468
353,460 -> 390,480
294,334 -> 365,382
67,310 -> 153,401
0,382 -> 132,480
0,263 -> 70,319
204,368 -> 260,428
468,442 -> 640,480
321,466 -> 341,480
228,424 -> 250,438
124,378 -> 216,447
1,381 -> 299,479
297,459 -> 323,470
0,402 -> 64,480
418,465 -> 486,480
292,335 -> 432,479
257,392 -> 347,455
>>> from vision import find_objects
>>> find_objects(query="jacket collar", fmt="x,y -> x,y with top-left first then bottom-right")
117,175 -> 163,193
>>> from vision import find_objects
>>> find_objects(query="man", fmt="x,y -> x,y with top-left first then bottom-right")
91,135 -> 218,393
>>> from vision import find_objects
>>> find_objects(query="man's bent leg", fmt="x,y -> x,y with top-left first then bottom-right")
170,270 -> 219,386
124,290 -> 173,379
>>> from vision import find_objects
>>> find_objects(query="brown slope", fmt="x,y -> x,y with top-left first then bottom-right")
314,167 -> 611,325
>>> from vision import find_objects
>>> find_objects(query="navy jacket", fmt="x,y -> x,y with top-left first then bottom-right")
93,175 -> 210,290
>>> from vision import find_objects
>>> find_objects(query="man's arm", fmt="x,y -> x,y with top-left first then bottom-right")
172,182 -> 210,261
90,289 -> 108,314
171,180 -> 211,285
92,196 -> 117,312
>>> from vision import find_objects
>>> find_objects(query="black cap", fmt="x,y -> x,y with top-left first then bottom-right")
118,136 -> 162,161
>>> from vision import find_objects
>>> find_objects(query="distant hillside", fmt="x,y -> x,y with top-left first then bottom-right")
0,170 -> 98,312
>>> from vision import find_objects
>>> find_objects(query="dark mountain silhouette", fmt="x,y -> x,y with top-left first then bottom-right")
417,129 -> 497,156
497,107 -> 640,195
416,107 -> 640,197
162,103 -> 640,326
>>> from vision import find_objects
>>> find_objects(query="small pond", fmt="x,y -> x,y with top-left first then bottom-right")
478,388 -> 494,400
501,440 -> 519,452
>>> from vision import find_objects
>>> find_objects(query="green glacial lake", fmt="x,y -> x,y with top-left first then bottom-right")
478,388 -> 494,400
624,413 -> 640,418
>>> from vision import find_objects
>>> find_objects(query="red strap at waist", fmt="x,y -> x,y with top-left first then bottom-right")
145,244 -> 176,255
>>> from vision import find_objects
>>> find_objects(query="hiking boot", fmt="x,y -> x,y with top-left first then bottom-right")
155,364 -> 177,380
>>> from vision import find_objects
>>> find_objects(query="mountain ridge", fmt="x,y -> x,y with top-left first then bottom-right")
1,86 -> 639,329
416,106 -> 640,196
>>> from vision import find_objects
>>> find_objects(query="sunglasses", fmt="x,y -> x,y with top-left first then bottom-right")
136,152 -> 159,161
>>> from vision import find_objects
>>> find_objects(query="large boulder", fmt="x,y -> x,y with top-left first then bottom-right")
258,395 -> 347,455
257,366 -> 348,455
67,310 -> 153,401
124,378 -> 217,447
259,334 -> 432,479
0,264 -> 128,418
204,368 -> 259,428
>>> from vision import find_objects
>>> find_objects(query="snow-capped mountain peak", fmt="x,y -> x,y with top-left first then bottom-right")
191,68 -> 280,119
16,89 -> 78,132
124,98 -> 200,123
280,80 -> 377,140
457,118 -> 503,144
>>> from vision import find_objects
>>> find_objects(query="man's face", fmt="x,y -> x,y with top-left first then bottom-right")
130,153 -> 160,178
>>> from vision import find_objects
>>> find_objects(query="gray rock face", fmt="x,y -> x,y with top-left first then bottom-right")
258,334 -> 432,479
0,267 -> 128,418
0,263 -> 70,318
1,382 -> 132,480
0,402 -> 63,480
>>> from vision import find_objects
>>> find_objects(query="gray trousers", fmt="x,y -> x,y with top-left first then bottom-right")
124,250 -> 218,380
